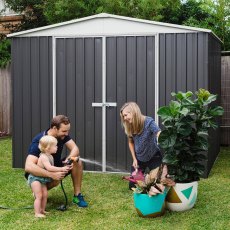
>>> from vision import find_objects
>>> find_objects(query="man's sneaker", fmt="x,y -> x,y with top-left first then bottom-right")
73,193 -> 88,207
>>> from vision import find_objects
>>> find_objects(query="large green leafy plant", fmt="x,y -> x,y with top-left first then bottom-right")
157,89 -> 224,183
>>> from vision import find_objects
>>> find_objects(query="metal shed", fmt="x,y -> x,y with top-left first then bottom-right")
8,13 -> 221,177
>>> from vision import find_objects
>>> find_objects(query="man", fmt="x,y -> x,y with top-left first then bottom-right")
25,115 -> 88,207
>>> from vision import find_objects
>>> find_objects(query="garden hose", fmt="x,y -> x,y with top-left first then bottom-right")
56,180 -> 68,211
56,156 -> 79,211
0,205 -> 33,210
1,157 -> 74,211
0,180 -> 68,211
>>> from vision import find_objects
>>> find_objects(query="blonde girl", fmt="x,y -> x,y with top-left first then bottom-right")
120,102 -> 162,189
28,135 -> 70,218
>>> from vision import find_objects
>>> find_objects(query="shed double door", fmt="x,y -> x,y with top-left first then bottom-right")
56,36 -> 156,172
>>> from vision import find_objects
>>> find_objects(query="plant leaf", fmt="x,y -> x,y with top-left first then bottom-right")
179,107 -> 189,116
157,106 -> 172,120
177,124 -> 192,136
163,153 -> 178,165
158,130 -> 177,148
203,94 -> 217,105
169,101 -> 180,116
208,106 -> 224,116
197,131 -> 208,137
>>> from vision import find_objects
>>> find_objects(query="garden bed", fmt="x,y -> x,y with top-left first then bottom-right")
0,131 -> 10,139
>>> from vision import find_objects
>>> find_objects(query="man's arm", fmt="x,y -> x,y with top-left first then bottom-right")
25,155 -> 66,180
65,139 -> 80,158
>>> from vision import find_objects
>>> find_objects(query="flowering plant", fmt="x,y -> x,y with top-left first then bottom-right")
123,165 -> 175,196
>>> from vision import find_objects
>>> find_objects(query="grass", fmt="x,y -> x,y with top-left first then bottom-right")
0,138 -> 230,230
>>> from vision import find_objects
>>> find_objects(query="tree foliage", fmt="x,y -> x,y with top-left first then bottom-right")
0,35 -> 11,68
4,0 -> 48,32
200,0 -> 230,50
0,0 -> 49,67
43,0 -> 102,23
43,0 -> 165,23
179,0 -> 230,50
1,0 -> 230,69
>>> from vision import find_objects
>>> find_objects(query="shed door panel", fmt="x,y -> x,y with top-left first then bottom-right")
56,38 -> 103,171
106,36 -> 156,172
56,36 -> 155,172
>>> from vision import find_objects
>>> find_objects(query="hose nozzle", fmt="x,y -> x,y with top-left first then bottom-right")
66,156 -> 79,165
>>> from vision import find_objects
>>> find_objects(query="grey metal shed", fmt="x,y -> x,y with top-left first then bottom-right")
8,13 -> 221,177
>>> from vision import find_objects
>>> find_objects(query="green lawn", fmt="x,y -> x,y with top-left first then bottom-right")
0,138 -> 230,230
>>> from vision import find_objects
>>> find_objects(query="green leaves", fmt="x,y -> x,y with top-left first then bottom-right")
158,130 -> 177,149
179,107 -> 189,116
0,37 -> 11,68
171,91 -> 193,101
208,106 -> 224,116
157,106 -> 172,120
163,153 -> 178,165
177,123 -> 192,136
158,89 -> 224,182
169,101 -> 181,116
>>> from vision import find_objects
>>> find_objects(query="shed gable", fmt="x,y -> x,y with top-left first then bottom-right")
8,13 -> 212,37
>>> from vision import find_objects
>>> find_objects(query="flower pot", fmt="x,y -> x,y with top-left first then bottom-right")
133,188 -> 168,218
166,181 -> 198,211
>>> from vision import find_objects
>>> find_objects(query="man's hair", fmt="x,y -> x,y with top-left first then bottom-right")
38,135 -> 57,153
50,115 -> 70,129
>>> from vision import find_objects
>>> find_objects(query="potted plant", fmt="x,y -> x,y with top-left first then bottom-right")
157,89 -> 224,211
123,165 -> 175,217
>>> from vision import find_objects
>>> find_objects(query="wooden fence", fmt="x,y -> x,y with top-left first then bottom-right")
0,64 -> 12,135
221,55 -> 230,145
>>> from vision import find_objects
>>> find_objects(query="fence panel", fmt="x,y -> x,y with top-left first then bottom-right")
221,56 -> 230,145
0,64 -> 12,135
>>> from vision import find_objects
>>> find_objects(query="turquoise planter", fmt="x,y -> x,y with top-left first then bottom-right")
133,189 -> 168,218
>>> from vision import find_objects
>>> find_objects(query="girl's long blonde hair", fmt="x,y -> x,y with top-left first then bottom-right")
120,102 -> 145,137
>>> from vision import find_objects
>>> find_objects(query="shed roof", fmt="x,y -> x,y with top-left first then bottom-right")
7,13 -> 216,38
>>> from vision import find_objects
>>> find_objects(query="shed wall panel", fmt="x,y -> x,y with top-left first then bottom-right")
12,37 -> 53,168
159,32 -> 221,177
22,38 -> 32,166
12,38 -> 23,167
207,34 -> 221,176
106,36 -> 156,172
197,33 -> 208,88
159,33 -> 208,107
30,38 -> 41,135
106,37 -> 118,170
94,38 -> 103,170
221,56 -> 230,145
56,38 -> 103,171
39,37 -> 52,129
116,37 -> 128,170
11,31 -> 221,176
75,38 -> 86,157
66,38 -> 76,142
186,33 -> 198,91
146,36 -> 156,116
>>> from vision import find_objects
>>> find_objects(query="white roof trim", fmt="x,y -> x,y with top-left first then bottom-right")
7,13 -> 213,38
